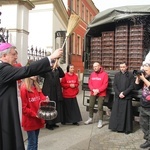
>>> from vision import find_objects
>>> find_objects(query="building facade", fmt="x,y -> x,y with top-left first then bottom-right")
0,0 -> 99,72
66,0 -> 99,77
0,0 -> 68,68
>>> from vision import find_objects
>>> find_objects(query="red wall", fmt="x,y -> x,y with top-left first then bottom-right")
68,0 -> 99,74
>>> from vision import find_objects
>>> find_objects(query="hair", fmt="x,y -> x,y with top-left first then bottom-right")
120,62 -> 128,66
23,77 -> 41,92
0,47 -> 11,58
66,64 -> 74,72
143,63 -> 150,67
93,61 -> 100,65
0,46 -> 17,58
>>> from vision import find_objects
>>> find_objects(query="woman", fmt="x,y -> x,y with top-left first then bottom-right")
20,76 -> 46,150
61,64 -> 82,125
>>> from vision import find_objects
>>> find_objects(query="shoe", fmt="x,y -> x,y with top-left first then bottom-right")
97,120 -> 103,128
46,124 -> 49,128
125,131 -> 131,135
84,118 -> 93,125
72,122 -> 79,126
53,124 -> 59,128
46,125 -> 54,130
61,122 -> 66,125
140,141 -> 150,148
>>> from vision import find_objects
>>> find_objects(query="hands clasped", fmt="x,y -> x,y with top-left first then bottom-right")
93,89 -> 99,96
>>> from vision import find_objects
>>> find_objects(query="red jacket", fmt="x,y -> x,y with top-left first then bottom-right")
20,84 -> 46,131
88,68 -> 108,96
61,73 -> 79,98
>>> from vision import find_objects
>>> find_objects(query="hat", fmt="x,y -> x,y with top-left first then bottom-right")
0,43 -> 12,51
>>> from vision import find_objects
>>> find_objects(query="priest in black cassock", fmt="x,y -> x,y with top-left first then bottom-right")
0,43 -> 62,150
109,62 -> 134,134
41,64 -> 65,130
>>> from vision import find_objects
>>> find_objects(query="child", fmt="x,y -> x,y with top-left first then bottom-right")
20,76 -> 46,150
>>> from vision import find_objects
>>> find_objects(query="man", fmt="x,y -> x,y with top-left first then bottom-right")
135,63 -> 150,149
41,63 -> 65,130
84,62 -> 108,128
0,43 -> 62,150
109,62 -> 134,134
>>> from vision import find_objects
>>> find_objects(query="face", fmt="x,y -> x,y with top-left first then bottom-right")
30,76 -> 38,81
69,65 -> 74,73
6,48 -> 18,65
120,63 -> 127,73
143,65 -> 150,76
93,63 -> 101,72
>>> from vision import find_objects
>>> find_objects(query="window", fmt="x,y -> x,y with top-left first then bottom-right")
81,4 -> 84,20
77,0 -> 80,15
86,9 -> 88,23
72,0 -> 75,11
77,35 -> 81,55
72,33 -> 75,54
90,13 -> 93,22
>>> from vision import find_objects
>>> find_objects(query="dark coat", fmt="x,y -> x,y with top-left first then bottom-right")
109,71 -> 135,132
41,67 -> 65,101
0,58 -> 51,150
41,67 -> 65,124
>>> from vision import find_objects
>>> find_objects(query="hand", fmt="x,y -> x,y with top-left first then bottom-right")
93,89 -> 99,96
119,92 -> 125,99
70,84 -> 75,88
49,48 -> 63,60
139,73 -> 145,81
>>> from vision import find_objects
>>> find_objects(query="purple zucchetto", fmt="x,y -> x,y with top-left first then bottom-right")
0,43 -> 12,51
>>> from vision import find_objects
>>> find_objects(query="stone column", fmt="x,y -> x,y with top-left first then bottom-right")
0,0 -> 34,65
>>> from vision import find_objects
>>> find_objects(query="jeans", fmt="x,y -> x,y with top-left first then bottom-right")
140,107 -> 150,141
27,129 -> 40,150
89,95 -> 104,120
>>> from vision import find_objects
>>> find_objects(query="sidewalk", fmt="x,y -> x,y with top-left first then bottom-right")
22,89 -> 145,150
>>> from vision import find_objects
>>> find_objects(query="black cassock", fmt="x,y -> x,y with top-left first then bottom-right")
41,67 -> 65,124
109,71 -> 134,133
0,58 -> 52,150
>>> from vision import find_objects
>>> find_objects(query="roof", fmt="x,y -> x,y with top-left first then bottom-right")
86,5 -> 150,36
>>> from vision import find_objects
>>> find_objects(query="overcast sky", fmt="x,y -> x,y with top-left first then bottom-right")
92,0 -> 150,11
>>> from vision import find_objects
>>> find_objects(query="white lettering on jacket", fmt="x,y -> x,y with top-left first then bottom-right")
29,96 -> 40,102
67,80 -> 76,83
91,77 -> 101,80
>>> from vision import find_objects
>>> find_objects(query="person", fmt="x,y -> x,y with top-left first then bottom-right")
84,62 -> 108,128
61,64 -> 82,125
0,42 -> 63,150
109,62 -> 134,134
13,49 -> 22,88
20,76 -> 46,150
41,63 -> 65,130
134,63 -> 150,149
13,49 -> 23,121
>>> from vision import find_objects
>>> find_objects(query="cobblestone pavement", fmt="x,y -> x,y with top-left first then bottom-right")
22,89 -> 147,150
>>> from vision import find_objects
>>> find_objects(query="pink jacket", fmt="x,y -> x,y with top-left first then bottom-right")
20,84 -> 46,131
88,68 -> 108,96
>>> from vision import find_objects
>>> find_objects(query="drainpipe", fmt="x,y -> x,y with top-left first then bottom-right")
68,0 -> 72,64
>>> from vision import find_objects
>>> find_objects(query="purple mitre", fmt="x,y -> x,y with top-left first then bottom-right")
0,43 -> 12,51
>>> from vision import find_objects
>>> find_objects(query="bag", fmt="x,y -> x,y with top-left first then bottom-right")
37,97 -> 57,120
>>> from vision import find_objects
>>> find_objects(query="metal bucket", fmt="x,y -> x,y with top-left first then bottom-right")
37,101 -> 57,120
